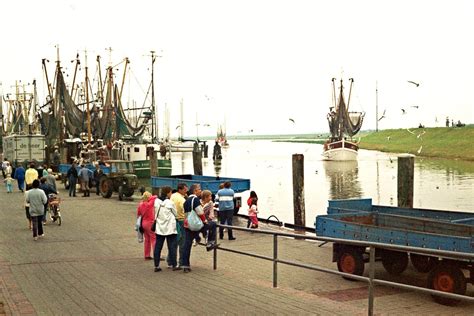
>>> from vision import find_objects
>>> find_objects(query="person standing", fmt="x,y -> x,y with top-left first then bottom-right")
4,161 -> 12,178
78,165 -> 92,197
26,179 -> 47,241
170,182 -> 188,269
136,191 -> 157,260
213,141 -> 222,161
67,162 -> 78,197
25,163 -> 39,191
153,186 -> 179,272
182,184 -> 205,273
201,190 -> 218,251
93,163 -> 104,195
39,177 -> 58,224
14,164 -> 26,192
4,173 -> 14,193
217,181 -> 236,240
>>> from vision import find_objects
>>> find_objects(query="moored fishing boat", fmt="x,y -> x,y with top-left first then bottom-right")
323,78 -> 364,161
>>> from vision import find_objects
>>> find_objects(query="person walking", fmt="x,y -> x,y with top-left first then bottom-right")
93,163 -> 104,195
182,184 -> 205,273
14,164 -> 26,192
170,182 -> 188,269
247,191 -> 259,228
4,173 -> 14,193
25,163 -> 39,191
26,179 -> 47,241
153,186 -> 179,272
217,181 -> 236,240
136,191 -> 157,260
67,162 -> 78,197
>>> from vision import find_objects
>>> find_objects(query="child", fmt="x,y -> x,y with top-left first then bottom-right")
4,174 -> 14,193
248,197 -> 259,229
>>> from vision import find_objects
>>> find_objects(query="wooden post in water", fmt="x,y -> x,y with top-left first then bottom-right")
292,154 -> 305,233
149,147 -> 158,177
397,154 -> 414,208
193,142 -> 203,175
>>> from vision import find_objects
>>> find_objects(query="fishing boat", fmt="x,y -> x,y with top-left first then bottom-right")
323,78 -> 365,161
216,123 -> 229,148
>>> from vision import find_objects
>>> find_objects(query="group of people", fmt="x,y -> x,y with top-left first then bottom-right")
136,181 -> 253,273
66,162 -> 103,197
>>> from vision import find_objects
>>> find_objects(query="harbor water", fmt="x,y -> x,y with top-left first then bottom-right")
155,140 -> 474,226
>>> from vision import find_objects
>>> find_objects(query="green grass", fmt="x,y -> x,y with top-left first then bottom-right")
359,127 -> 474,161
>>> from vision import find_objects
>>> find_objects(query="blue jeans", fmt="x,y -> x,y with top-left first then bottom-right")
154,234 -> 177,268
167,220 -> 185,267
182,228 -> 199,269
218,209 -> 234,239
69,178 -> 77,196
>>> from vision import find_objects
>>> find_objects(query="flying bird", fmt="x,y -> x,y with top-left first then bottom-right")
289,118 -> 295,123
175,125 -> 181,130
408,80 -> 420,87
411,105 -> 419,109
378,109 -> 387,121
401,108 -> 406,114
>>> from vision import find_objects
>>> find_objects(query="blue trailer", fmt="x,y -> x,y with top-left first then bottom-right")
315,198 -> 474,304
151,174 -> 251,213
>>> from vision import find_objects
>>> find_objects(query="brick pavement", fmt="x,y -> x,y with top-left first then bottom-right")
0,186 -> 472,315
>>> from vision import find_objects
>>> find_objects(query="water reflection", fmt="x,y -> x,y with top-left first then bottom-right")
323,160 -> 362,200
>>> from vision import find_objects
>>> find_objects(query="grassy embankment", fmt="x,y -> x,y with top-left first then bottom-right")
359,127 -> 474,161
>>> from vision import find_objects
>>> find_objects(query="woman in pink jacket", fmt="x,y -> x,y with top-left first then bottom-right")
137,191 -> 157,259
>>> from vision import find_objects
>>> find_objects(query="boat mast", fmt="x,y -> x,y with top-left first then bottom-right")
150,51 -> 156,143
84,50 -> 92,144
347,78 -> 354,110
96,55 -> 104,104
179,98 -> 184,141
0,82 -> 3,139
375,81 -> 378,132
70,53 -> 80,101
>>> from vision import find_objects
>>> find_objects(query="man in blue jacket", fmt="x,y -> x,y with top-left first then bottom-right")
216,181 -> 236,240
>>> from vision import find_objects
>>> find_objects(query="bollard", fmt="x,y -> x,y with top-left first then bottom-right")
292,154 -> 305,233
149,148 -> 158,177
397,154 -> 414,208
193,142 -> 203,175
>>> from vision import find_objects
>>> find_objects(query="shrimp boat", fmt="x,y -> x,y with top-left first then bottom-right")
323,78 -> 365,161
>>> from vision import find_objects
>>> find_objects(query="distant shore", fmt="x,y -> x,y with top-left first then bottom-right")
272,126 -> 474,161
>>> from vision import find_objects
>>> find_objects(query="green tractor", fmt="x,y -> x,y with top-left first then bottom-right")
99,160 -> 139,201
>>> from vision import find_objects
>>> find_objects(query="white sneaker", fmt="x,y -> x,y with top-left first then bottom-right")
192,240 -> 197,247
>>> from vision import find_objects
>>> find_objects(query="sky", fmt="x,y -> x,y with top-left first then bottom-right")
1,0 -> 473,138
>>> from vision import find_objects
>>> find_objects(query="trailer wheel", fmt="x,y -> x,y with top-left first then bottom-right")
381,250 -> 408,275
411,254 -> 438,273
428,262 -> 466,305
337,247 -> 364,279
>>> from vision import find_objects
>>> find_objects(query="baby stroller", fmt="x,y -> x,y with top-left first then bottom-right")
48,193 -> 62,226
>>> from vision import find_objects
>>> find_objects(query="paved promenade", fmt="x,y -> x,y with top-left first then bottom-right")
0,186 -> 472,315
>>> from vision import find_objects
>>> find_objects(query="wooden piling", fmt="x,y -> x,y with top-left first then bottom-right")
397,154 -> 414,208
292,154 -> 305,233
149,148 -> 158,177
193,142 -> 203,175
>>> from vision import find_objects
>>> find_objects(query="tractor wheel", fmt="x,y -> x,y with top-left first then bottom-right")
100,177 -> 113,198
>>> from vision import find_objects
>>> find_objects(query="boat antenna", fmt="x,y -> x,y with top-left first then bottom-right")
347,78 -> 354,110
331,78 -> 337,109
84,49 -> 92,144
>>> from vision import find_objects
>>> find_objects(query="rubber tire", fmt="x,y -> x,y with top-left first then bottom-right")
411,253 -> 438,273
100,178 -> 113,198
118,186 -> 124,201
381,250 -> 408,275
428,262 -> 466,305
124,189 -> 134,197
337,247 -> 365,279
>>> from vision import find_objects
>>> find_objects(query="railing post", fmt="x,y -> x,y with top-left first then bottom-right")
273,234 -> 278,288
368,246 -> 375,316
213,245 -> 217,270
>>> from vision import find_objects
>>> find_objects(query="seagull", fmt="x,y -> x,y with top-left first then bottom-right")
411,105 -> 419,109
175,125 -> 181,130
289,118 -> 295,123
378,109 -> 387,121
408,80 -> 420,87
401,108 -> 406,114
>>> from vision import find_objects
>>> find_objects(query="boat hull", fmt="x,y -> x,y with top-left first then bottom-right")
133,159 -> 172,177
322,139 -> 359,161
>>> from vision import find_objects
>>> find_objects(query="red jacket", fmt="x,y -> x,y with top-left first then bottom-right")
137,195 -> 158,224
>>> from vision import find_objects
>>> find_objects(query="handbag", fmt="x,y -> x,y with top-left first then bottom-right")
151,205 -> 162,232
187,209 -> 204,232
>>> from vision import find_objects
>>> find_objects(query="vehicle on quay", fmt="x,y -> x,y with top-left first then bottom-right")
99,160 -> 139,200
315,198 -> 473,305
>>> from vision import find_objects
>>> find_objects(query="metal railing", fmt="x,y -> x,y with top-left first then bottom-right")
213,225 -> 474,316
